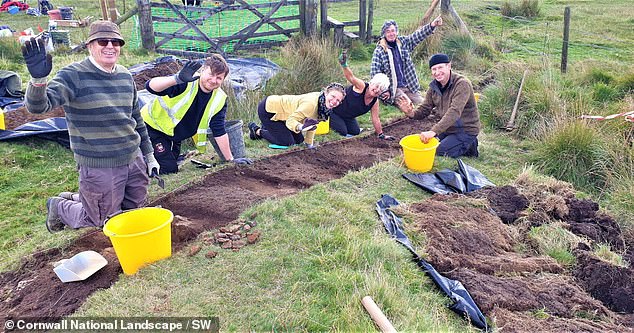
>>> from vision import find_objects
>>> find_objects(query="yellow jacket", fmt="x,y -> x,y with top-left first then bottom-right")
141,81 -> 227,153
265,92 -> 320,145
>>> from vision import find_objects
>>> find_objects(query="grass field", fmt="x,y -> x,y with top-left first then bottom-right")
1,0 -> 633,330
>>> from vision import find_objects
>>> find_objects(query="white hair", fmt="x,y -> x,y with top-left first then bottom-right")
369,73 -> 390,91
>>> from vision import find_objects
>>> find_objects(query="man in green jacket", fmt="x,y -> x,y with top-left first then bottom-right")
416,53 -> 481,158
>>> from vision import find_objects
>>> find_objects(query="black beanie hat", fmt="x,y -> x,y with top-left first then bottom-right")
429,53 -> 450,68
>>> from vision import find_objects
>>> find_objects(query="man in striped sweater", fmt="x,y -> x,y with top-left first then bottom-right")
22,21 -> 159,232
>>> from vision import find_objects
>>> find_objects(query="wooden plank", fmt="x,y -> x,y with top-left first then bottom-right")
234,0 -> 291,38
343,31 -> 358,39
155,28 -> 299,43
366,0 -> 373,43
327,16 -> 344,27
305,0 -> 317,36
149,0 -> 300,12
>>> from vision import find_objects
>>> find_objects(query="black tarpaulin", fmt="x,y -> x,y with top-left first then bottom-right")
404,159 -> 495,194
376,194 -> 489,331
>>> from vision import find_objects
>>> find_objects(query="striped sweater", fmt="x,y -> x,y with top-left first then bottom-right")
25,58 -> 153,168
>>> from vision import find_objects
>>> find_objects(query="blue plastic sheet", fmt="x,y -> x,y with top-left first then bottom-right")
376,194 -> 489,331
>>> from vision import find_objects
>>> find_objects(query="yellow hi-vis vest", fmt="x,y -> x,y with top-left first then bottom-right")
141,82 -> 227,153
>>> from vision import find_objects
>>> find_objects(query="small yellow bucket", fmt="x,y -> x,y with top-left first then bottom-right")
315,118 -> 330,135
103,207 -> 173,275
399,134 -> 439,173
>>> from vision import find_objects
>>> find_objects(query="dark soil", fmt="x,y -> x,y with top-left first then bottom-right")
0,117 -> 432,320
2,93 -> 633,331
407,189 -> 633,331
3,106 -> 65,130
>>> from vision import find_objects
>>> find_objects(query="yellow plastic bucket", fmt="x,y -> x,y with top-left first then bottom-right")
103,207 -> 173,275
315,118 -> 330,135
399,134 -> 439,173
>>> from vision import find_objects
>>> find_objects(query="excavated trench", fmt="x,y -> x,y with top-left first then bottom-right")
0,117 -> 430,319
1,115 -> 633,331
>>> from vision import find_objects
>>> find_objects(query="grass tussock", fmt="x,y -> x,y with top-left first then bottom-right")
264,36 -> 342,96
441,33 -> 476,69
501,0 -> 541,19
526,223 -> 581,266
532,120 -> 609,192
593,244 -> 629,268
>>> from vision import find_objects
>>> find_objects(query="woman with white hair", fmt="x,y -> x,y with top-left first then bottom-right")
331,51 -> 395,140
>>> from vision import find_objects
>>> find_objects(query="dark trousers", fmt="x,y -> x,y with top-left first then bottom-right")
437,131 -> 478,158
257,98 -> 304,146
147,126 -> 181,174
330,112 -> 361,136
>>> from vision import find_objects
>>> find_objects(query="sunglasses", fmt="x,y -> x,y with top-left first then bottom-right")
95,39 -> 122,47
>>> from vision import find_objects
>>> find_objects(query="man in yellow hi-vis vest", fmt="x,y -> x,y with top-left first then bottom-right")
142,54 -> 252,174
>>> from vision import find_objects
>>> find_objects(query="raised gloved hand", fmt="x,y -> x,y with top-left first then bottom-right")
232,157 -> 253,165
377,132 -> 396,141
338,49 -> 348,68
22,37 -> 53,79
174,60 -> 202,84
297,118 -> 319,132
144,153 -> 161,175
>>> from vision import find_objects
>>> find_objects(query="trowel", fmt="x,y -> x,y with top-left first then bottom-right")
150,169 -> 165,189
53,250 -> 108,283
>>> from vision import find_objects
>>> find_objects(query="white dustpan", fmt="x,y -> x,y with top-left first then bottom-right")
53,250 -> 108,283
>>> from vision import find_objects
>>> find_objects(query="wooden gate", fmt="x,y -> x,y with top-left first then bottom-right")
140,0 -> 308,57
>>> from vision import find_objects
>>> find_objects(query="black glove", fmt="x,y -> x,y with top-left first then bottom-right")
175,60 -> 202,84
377,133 -> 396,141
22,37 -> 53,79
232,157 -> 253,165
378,90 -> 392,104
338,49 -> 348,67
299,118 -> 319,132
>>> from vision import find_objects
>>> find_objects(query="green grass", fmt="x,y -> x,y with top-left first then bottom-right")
1,0 -> 634,329
526,223 -> 580,267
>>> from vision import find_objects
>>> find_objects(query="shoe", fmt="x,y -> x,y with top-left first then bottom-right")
465,140 -> 479,158
45,197 -> 65,233
248,122 -> 261,140
58,191 -> 80,201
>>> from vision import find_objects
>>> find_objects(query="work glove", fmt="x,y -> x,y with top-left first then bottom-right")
378,90 -> 392,104
144,153 -> 161,176
377,132 -> 396,141
174,60 -> 202,84
22,37 -> 53,79
232,157 -> 253,165
297,118 -> 319,132
338,49 -> 348,68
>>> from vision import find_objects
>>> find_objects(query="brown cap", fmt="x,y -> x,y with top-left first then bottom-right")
86,21 -> 125,46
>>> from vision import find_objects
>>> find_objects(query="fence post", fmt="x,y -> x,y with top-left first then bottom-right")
441,0 -> 450,13
561,6 -> 570,73
135,0 -> 155,51
303,0 -> 318,37
320,0 -> 328,37
366,0 -> 373,43
359,0 -> 366,42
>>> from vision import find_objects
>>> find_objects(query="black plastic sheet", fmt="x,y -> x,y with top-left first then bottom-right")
376,194 -> 489,331
404,159 -> 495,194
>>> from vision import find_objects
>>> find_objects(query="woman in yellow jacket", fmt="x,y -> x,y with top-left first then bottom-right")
247,83 -> 345,148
